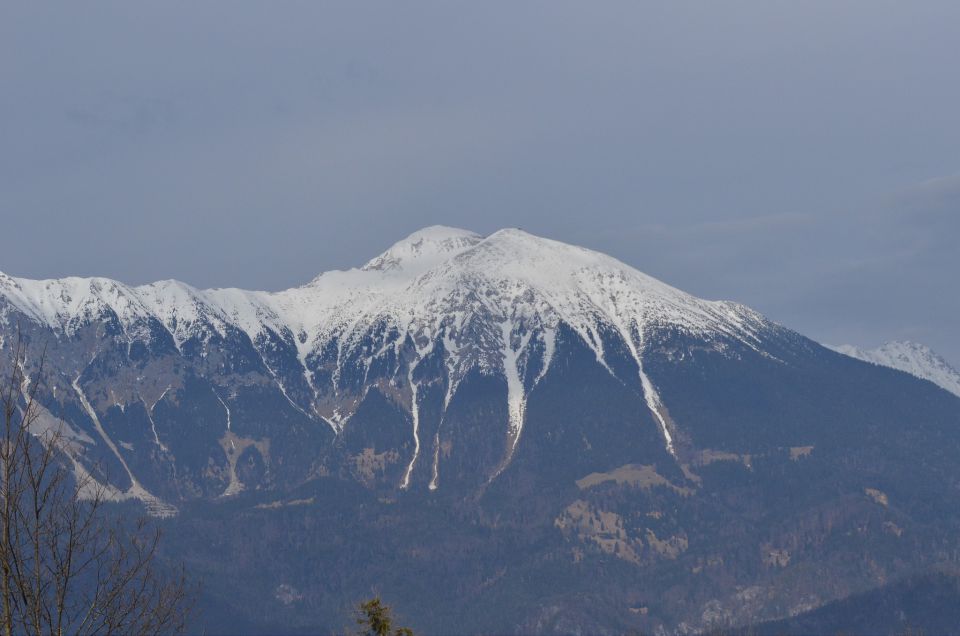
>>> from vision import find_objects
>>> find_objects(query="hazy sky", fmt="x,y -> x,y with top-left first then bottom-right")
2,3 -> 959,362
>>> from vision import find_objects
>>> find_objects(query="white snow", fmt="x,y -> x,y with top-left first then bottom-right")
638,362 -> 675,455
828,341 -> 960,398
144,386 -> 172,452
361,226 -> 483,276
145,405 -> 169,452
500,320 -> 530,455
215,390 -> 232,431
534,327 -> 556,387
400,362 -> 421,490
136,280 -> 231,349
400,339 -> 436,489
429,431 -> 441,491
0,275 -> 153,340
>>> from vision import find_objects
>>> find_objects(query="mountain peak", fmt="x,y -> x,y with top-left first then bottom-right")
828,340 -> 960,397
361,226 -> 482,275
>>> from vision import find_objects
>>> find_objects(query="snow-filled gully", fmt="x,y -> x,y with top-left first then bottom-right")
400,359 -> 423,490
72,378 -> 176,517
613,320 -> 676,457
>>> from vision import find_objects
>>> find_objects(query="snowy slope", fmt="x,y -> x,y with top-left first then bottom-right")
828,341 -> 960,398
0,226 -> 778,475
0,226 -> 768,355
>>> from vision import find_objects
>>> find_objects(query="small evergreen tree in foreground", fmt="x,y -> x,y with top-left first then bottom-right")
355,597 -> 414,636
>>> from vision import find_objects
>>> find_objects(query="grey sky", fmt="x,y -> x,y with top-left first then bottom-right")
2,3 -> 959,362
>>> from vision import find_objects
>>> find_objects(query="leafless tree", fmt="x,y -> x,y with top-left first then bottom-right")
0,330 -> 193,635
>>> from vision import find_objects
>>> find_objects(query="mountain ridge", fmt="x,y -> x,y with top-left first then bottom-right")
0,225 -> 769,346
0,226 -> 774,464
827,340 -> 960,398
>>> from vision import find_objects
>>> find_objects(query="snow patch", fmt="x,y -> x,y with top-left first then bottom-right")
399,362 -> 421,490
215,390 -> 232,431
500,320 -> 530,455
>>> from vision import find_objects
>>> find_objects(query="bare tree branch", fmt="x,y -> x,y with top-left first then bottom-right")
0,327 -> 194,635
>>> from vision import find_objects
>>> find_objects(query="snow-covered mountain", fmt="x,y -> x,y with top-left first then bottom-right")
1,226 -> 956,508
0,226 -> 777,495
827,341 -> 960,398
5,226 -> 960,634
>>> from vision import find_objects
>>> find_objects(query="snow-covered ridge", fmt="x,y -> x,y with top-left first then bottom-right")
828,341 -> 960,398
360,225 -> 483,275
0,227 -> 764,345
2,226 -> 768,356
1,226 -> 774,472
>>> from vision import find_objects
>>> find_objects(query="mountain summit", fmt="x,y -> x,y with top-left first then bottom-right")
360,225 -> 483,274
